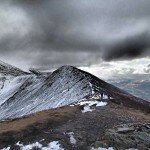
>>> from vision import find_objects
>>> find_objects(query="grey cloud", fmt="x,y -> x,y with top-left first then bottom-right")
0,0 -> 150,68
104,31 -> 150,61
29,51 -> 102,69
121,68 -> 135,74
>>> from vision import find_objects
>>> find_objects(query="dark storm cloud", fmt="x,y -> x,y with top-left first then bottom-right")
0,0 -> 150,68
104,31 -> 150,61
0,0 -> 100,52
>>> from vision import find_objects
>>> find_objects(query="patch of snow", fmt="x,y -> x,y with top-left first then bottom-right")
16,142 -> 42,150
82,105 -> 93,113
103,94 -> 108,99
77,100 -> 107,113
16,141 -> 23,147
1,147 -> 10,150
78,100 -> 107,107
89,82 -> 95,94
91,94 -> 100,99
15,141 -> 64,150
42,141 -> 64,150
78,100 -> 97,106
0,76 -> 27,105
96,101 -> 107,107
67,132 -> 77,145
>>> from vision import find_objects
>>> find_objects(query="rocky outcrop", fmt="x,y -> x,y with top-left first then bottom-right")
101,123 -> 150,150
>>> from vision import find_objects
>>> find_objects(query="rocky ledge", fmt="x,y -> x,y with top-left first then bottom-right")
94,123 -> 150,150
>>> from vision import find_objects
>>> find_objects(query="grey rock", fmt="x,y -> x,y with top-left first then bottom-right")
103,123 -> 150,150
93,141 -> 108,148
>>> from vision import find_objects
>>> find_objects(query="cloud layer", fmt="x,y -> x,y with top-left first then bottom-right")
0,0 -> 150,69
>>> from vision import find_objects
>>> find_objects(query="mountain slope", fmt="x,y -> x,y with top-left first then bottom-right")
0,60 -> 29,76
79,69 -> 150,112
0,66 -> 94,120
0,65 -> 149,120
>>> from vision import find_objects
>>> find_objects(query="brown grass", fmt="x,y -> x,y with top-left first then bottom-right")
0,105 -> 79,134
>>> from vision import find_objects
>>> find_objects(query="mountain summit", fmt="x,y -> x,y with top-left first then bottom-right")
0,64 -> 149,120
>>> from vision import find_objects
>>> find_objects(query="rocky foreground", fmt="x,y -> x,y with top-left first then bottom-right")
0,99 -> 150,150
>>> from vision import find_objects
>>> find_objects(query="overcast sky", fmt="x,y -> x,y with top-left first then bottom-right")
0,0 -> 150,73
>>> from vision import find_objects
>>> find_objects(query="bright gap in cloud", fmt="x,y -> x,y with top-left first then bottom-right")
79,57 -> 150,80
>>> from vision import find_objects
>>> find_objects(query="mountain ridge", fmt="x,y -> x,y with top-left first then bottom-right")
0,63 -> 149,120
0,63 -> 150,149
0,60 -> 29,76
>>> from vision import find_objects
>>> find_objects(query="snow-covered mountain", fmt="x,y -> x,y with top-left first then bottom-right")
0,60 -> 28,76
0,62 -> 149,120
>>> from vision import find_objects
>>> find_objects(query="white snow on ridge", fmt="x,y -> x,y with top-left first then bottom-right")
103,94 -> 108,99
78,100 -> 107,107
45,141 -> 64,150
0,76 -> 28,105
77,100 -> 107,113
89,82 -> 95,94
96,101 -> 107,107
18,142 -> 42,150
82,105 -> 94,113
1,147 -> 10,150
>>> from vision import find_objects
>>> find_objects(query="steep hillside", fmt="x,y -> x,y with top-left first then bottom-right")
0,65 -> 149,120
0,60 -> 29,76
